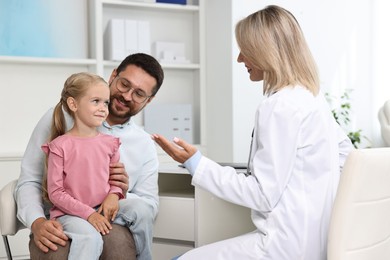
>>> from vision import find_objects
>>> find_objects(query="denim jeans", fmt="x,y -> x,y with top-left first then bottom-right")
113,196 -> 155,260
57,196 -> 154,260
57,215 -> 103,260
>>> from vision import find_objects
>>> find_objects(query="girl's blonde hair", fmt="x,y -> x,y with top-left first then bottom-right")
42,72 -> 108,202
235,5 -> 320,96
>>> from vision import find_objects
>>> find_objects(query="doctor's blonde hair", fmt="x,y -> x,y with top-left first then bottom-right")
235,5 -> 320,96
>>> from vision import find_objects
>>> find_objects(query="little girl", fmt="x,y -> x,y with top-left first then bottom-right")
42,72 -> 124,260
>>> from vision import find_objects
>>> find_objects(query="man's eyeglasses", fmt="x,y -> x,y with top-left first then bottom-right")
114,76 -> 152,104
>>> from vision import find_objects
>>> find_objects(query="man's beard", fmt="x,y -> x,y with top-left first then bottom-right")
109,94 -> 139,119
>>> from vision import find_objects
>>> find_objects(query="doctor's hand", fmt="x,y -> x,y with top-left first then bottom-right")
152,134 -> 197,163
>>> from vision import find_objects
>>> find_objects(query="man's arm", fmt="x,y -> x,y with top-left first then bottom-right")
109,162 -> 129,196
14,108 -> 70,252
15,108 -> 53,228
126,137 -> 159,218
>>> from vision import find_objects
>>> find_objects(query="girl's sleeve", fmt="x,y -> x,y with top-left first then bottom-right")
47,144 -> 95,220
109,137 -> 124,199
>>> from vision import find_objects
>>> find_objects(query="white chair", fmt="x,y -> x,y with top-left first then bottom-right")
0,179 -> 26,260
378,100 -> 390,146
327,148 -> 390,260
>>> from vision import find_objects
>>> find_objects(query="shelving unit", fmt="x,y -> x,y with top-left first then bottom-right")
0,0 -> 206,149
89,0 -> 206,145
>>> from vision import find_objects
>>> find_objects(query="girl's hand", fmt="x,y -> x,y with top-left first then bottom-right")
98,194 -> 120,221
87,212 -> 112,235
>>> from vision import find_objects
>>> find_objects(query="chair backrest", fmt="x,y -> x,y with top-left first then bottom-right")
378,100 -> 390,146
327,148 -> 390,260
0,179 -> 25,235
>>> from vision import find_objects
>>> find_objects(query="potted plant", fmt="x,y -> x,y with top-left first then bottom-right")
325,89 -> 370,148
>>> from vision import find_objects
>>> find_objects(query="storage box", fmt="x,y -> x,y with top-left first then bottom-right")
153,41 -> 189,64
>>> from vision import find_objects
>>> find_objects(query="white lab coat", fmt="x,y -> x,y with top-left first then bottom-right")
180,86 -> 353,260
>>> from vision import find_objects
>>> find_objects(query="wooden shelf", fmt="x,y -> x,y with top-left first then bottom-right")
103,60 -> 200,70
0,56 -> 96,66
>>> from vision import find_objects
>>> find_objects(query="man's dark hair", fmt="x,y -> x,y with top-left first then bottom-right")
116,53 -> 164,96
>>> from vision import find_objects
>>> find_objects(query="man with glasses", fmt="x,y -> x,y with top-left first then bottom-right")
15,53 -> 164,260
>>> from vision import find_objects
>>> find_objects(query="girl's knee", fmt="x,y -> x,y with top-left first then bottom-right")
120,199 -> 154,221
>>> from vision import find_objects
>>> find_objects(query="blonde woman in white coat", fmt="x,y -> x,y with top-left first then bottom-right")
152,5 -> 353,260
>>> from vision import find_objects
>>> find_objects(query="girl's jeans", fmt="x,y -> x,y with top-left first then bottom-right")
57,196 -> 155,260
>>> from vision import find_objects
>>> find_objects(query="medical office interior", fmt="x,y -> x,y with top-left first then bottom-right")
0,0 -> 389,259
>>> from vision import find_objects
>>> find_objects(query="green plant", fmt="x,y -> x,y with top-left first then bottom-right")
325,90 -> 370,148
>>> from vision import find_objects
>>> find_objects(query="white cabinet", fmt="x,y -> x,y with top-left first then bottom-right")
153,163 -> 255,260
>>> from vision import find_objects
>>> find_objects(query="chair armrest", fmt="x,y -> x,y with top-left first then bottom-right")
0,179 -> 25,235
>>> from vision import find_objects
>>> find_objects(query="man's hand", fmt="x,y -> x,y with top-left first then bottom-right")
98,193 -> 120,222
152,135 -> 197,163
88,212 -> 112,235
109,162 -> 129,195
31,217 -> 68,253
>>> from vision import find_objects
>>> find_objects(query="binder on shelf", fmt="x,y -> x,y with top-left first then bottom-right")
156,0 -> 186,4
125,20 -> 138,55
105,19 -> 151,61
137,21 -> 151,55
104,19 -> 125,61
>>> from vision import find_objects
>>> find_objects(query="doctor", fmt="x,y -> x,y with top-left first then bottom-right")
152,5 -> 353,260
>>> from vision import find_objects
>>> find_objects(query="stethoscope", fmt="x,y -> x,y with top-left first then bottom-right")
245,129 -> 254,176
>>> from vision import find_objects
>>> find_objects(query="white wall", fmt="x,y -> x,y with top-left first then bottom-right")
231,2 -> 266,162
0,63 -> 91,156
206,0 -> 378,163
231,0 -> 383,160
372,1 -> 390,146
278,0 -> 390,148
205,1 -> 263,163
0,0 -> 88,156
257,0 -> 377,147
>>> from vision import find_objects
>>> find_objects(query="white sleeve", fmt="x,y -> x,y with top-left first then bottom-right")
192,99 -> 302,212
14,108 -> 53,228
337,125 -> 354,173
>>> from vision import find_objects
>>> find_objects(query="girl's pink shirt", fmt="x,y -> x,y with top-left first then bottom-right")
42,133 -> 123,220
